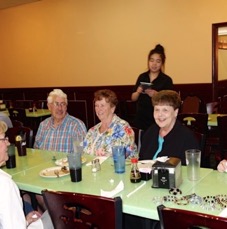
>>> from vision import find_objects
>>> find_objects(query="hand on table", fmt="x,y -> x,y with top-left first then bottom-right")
217,159 -> 227,172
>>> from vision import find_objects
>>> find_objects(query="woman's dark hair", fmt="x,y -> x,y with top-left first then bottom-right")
148,44 -> 166,64
94,89 -> 118,108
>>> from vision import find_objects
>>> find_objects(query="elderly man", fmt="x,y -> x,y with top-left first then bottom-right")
34,89 -> 87,153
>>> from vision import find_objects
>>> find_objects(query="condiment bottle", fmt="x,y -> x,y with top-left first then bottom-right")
130,158 -> 141,183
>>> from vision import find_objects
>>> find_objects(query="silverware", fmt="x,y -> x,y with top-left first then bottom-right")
54,170 -> 60,178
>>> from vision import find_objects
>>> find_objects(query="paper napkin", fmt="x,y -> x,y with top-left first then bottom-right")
219,208 -> 227,217
156,156 -> 169,162
100,180 -> 124,197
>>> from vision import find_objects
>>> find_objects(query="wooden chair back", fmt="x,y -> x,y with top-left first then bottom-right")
131,126 -> 143,152
8,108 -> 28,126
177,113 -> 208,134
193,131 -> 207,167
67,100 -> 88,128
157,204 -> 227,229
42,190 -> 123,229
219,95 -> 227,114
12,120 -> 24,127
6,126 -> 33,148
180,95 -> 201,113
206,101 -> 220,114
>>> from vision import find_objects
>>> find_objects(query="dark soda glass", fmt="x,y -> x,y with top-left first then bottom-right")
16,141 -> 27,156
6,155 -> 16,168
70,168 -> 82,182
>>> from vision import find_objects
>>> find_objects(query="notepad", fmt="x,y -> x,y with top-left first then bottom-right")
140,82 -> 152,90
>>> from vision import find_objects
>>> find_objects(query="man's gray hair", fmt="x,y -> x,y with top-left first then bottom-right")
47,89 -> 68,104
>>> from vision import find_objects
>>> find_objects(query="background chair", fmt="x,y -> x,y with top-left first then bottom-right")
219,95 -> 227,114
177,113 -> 208,134
180,95 -> 202,113
177,113 -> 209,167
42,190 -> 122,229
131,126 -> 143,152
8,108 -> 29,126
217,115 -> 227,162
67,100 -> 89,128
12,120 -> 24,127
157,204 -> 227,229
206,101 -> 220,114
193,131 -> 207,167
6,126 -> 34,148
120,100 -> 137,126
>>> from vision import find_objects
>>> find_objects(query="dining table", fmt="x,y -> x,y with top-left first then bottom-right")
3,109 -> 51,118
208,113 -> 227,126
2,148 -> 227,221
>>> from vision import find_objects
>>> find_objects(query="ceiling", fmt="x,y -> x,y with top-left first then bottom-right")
0,0 -> 41,10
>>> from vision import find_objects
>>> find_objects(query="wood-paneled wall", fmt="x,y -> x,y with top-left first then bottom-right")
0,83 -> 217,129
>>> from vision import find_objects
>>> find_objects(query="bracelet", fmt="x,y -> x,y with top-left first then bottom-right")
203,195 -> 216,205
215,195 -> 227,209
163,195 -> 177,202
169,188 -> 182,195
174,197 -> 189,206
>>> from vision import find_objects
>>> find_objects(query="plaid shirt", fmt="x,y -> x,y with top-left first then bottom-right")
34,114 -> 87,153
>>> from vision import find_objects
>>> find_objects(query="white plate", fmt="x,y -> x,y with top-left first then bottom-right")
55,157 -> 87,166
39,166 -> 70,178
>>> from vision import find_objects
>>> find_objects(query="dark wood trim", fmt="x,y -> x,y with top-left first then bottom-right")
0,83 -> 215,129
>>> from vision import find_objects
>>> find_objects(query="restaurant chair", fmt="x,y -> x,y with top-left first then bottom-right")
131,127 -> 144,152
8,108 -> 28,126
12,120 -> 24,127
178,113 -> 210,167
193,131 -> 207,167
180,95 -> 201,113
67,100 -> 89,128
6,126 -> 34,148
177,113 -> 208,134
42,190 -> 123,229
14,100 -> 33,109
217,115 -> 227,162
206,101 -> 220,114
157,204 -> 227,229
219,97 -> 227,114
121,100 -> 137,126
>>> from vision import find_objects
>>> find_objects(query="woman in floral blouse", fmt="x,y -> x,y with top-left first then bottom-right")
83,89 -> 136,156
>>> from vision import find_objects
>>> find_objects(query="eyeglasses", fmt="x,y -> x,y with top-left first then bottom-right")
52,102 -> 67,108
0,137 -> 9,142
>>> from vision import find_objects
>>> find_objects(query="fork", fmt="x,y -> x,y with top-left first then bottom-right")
54,170 -> 60,178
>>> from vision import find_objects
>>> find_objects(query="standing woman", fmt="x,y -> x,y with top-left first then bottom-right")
131,44 -> 173,131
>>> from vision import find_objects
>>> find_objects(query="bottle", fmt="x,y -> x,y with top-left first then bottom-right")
130,158 -> 141,183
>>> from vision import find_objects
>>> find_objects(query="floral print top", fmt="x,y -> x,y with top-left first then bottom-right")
83,114 -> 136,156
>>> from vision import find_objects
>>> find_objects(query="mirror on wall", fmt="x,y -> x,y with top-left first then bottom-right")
212,22 -> 227,100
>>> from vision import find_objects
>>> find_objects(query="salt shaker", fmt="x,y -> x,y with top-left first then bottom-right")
91,159 -> 101,172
